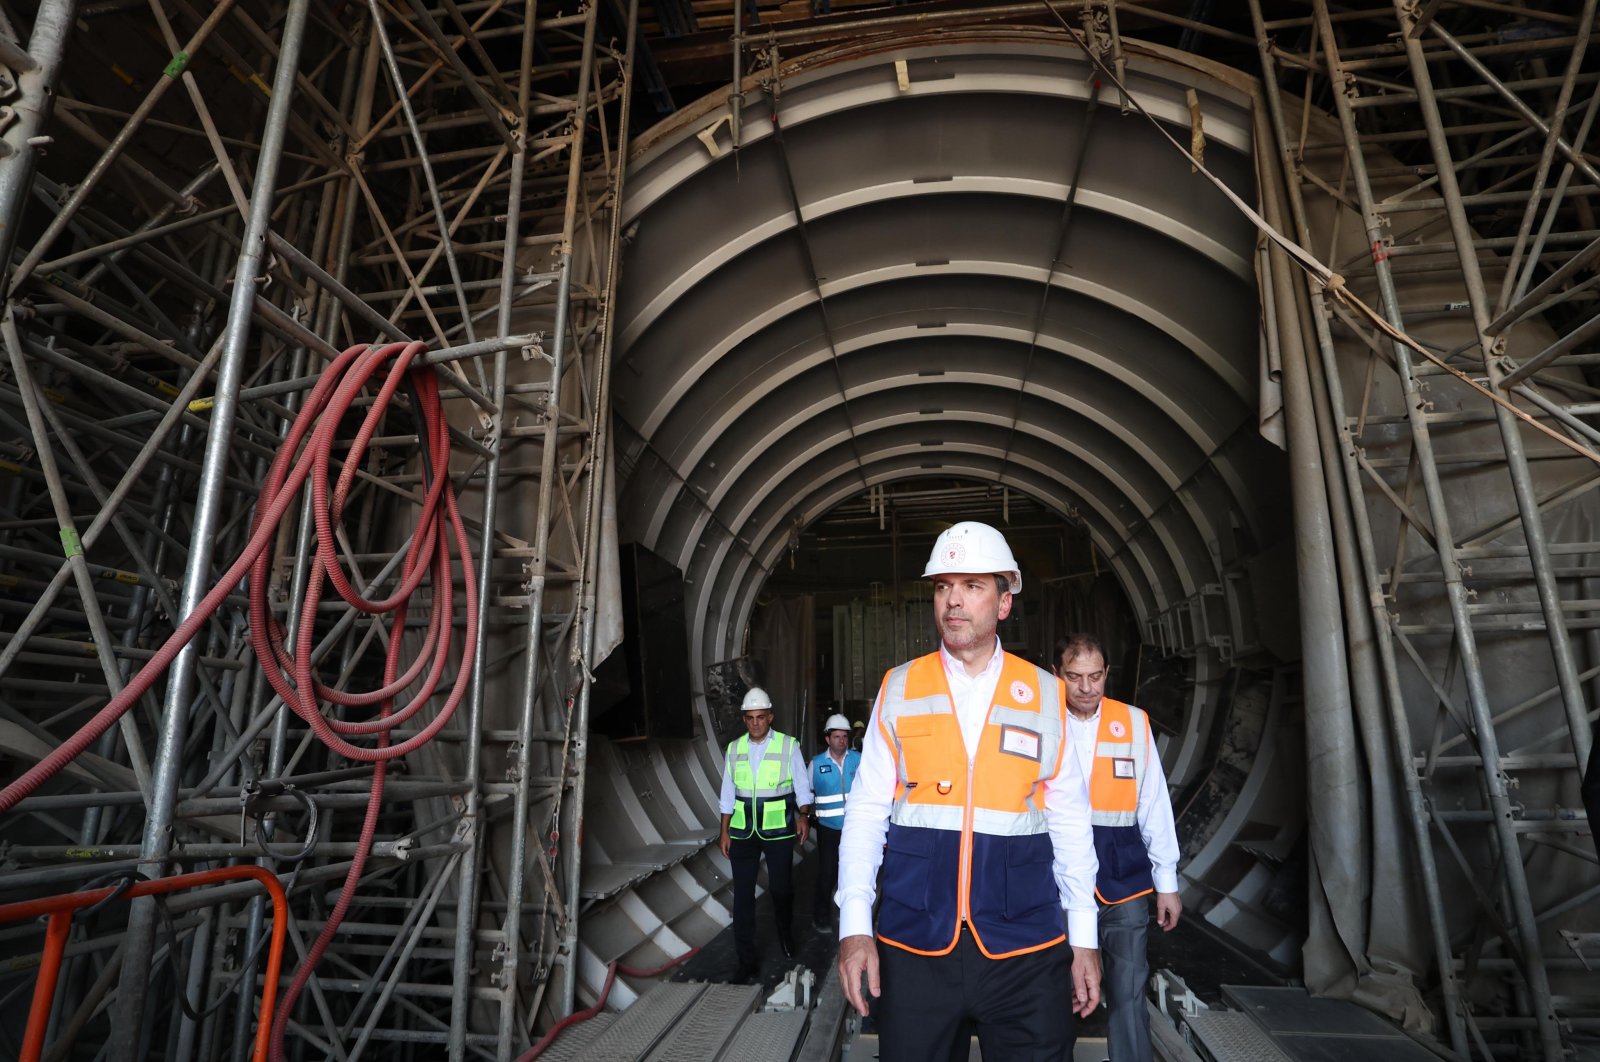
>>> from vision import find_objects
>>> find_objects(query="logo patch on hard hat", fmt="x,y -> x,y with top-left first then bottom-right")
1010,680 -> 1033,704
1108,720 -> 1127,739
943,542 -> 967,565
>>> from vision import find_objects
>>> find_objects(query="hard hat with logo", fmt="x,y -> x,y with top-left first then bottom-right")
923,521 -> 1022,594
740,687 -> 773,712
822,713 -> 851,733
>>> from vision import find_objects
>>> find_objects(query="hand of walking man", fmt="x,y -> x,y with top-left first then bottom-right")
1070,946 -> 1101,1017
838,934 -> 880,1016
1156,891 -> 1182,931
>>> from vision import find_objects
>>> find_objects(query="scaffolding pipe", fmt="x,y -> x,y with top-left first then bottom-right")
497,0 -> 599,1044
1248,2 -> 1471,1052
555,0 -> 640,1018
448,0 -> 536,1053
1313,3 -> 1564,1055
108,0 -> 313,1051
0,0 -> 79,278
9,0 -> 238,290
1396,0 -> 1595,780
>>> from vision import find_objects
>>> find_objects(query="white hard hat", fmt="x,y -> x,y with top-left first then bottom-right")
923,521 -> 1022,594
823,713 -> 851,733
740,687 -> 773,712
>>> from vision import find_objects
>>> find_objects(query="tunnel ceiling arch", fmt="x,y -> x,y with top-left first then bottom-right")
613,31 -> 1285,668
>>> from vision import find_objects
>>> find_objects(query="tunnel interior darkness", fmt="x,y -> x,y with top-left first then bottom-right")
570,30 -> 1303,1002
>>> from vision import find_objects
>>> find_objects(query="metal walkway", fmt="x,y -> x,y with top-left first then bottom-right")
1185,986 -> 1440,1062
539,980 -> 812,1062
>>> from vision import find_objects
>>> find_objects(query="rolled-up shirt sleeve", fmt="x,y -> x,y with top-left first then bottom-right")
835,687 -> 895,939
1046,731 -> 1100,950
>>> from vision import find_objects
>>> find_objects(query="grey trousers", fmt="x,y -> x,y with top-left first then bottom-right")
1099,895 -> 1152,1062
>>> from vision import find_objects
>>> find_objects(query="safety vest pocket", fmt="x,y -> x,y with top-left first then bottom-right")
1002,833 -> 1058,920
760,798 -> 789,834
882,827 -> 936,912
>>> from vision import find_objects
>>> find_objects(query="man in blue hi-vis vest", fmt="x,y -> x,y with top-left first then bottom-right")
809,713 -> 860,933
719,686 -> 814,983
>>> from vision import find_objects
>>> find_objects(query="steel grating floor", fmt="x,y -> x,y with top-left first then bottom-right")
720,1010 -> 812,1062
1218,986 -> 1442,1062
538,1013 -> 618,1062
575,981 -> 708,1061
643,983 -> 764,1060
539,979 -> 813,1062
1184,1011 -> 1297,1062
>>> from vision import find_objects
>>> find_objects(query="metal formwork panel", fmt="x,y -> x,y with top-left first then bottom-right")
643,982 -> 762,1060
1183,1011 -> 1295,1062
1219,987 -> 1439,1062
539,1013 -> 618,1062
583,982 -> 707,1062
717,1010 -> 810,1062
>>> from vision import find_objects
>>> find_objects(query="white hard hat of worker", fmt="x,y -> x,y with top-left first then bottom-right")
923,521 -> 1022,594
740,687 -> 773,712
822,713 -> 851,733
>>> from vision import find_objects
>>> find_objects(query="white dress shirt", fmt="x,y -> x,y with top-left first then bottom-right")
835,638 -> 1100,948
718,732 -> 814,814
1067,702 -> 1181,894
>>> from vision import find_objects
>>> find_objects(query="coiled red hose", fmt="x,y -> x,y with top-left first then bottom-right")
0,341 -> 475,813
0,341 -> 477,1060
247,341 -> 477,1059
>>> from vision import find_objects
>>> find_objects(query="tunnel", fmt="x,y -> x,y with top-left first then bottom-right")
564,26 -> 1600,1049
0,3 -> 1596,1060
577,24 -> 1295,999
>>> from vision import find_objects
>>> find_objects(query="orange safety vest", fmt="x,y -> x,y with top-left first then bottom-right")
874,651 -> 1068,959
1086,699 -> 1155,905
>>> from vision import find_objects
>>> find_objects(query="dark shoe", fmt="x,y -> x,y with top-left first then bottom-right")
733,961 -> 756,984
777,928 -> 795,958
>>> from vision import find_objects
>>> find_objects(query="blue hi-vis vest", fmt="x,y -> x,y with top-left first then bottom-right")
810,749 -> 860,830
875,652 -> 1068,959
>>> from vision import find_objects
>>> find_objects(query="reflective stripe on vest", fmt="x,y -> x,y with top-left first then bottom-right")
727,732 -> 796,840
1087,700 -> 1155,904
875,651 -> 1067,960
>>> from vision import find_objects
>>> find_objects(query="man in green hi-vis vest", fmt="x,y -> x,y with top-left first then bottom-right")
719,686 -> 814,983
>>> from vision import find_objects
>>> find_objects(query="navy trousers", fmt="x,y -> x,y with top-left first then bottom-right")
728,835 -> 794,968
877,928 -> 1074,1062
812,824 -> 841,925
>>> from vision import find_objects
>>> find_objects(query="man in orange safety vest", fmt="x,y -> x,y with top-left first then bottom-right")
1057,632 -> 1182,1062
835,522 -> 1102,1061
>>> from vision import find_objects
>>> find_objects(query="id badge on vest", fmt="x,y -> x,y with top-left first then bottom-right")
1112,756 -> 1136,779
999,724 -> 1041,761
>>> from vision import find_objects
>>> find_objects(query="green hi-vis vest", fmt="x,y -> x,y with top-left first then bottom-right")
727,731 -> 797,840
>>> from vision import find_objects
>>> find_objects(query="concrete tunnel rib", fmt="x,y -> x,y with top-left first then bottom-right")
617,50 -> 1262,636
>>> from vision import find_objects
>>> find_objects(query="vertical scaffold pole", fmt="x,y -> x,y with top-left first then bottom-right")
108,0 -> 313,1053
